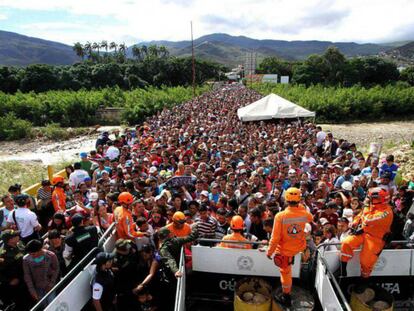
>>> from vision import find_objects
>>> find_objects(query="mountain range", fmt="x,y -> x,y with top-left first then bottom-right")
0,30 -> 413,67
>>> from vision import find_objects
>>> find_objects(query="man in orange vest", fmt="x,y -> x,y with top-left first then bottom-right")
339,187 -> 393,291
114,192 -> 146,240
218,215 -> 252,249
266,187 -> 313,307
166,211 -> 192,237
51,176 -> 66,212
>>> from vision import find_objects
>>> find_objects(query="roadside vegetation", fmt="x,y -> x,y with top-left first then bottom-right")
252,83 -> 414,122
0,85 -> 207,140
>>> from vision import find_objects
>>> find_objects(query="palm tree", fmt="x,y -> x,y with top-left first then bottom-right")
84,41 -> 92,59
73,42 -> 85,61
159,45 -> 169,58
131,45 -> 142,61
118,43 -> 127,57
92,42 -> 100,56
148,45 -> 158,58
109,41 -> 118,53
100,40 -> 108,53
140,45 -> 148,59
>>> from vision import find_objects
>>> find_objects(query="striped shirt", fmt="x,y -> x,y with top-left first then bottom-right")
195,216 -> 217,239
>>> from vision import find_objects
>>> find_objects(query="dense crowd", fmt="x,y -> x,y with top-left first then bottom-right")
1,85 -> 413,311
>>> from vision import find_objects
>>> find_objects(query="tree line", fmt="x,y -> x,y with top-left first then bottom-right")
257,47 -> 414,87
72,41 -> 170,63
0,43 -> 227,94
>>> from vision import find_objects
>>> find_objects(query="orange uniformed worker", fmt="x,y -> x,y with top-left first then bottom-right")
166,212 -> 192,237
51,176 -> 66,212
219,215 -> 252,249
114,192 -> 146,240
340,187 -> 393,291
266,187 -> 313,307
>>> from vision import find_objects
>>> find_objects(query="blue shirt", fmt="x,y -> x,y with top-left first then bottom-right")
380,163 -> 398,181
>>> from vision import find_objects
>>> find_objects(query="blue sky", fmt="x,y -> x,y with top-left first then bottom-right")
0,0 -> 413,46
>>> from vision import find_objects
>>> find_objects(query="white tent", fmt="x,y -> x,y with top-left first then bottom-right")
237,93 -> 315,121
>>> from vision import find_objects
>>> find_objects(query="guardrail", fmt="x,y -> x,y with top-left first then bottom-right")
315,240 -> 411,311
30,223 -> 116,311
197,238 -> 268,246
174,247 -> 186,311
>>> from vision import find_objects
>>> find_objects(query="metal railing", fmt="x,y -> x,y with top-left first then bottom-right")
197,238 -> 268,246
30,223 -> 116,310
315,240 -> 411,311
174,247 -> 186,311
316,247 -> 352,311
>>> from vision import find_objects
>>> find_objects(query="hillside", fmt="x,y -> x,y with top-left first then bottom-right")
381,41 -> 414,66
139,33 -> 392,66
0,30 -> 78,66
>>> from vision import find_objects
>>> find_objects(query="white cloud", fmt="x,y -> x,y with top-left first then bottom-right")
0,13 -> 7,20
1,0 -> 414,44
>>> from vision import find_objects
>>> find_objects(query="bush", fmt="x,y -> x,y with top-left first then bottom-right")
252,83 -> 414,122
42,123 -> 70,140
0,113 -> 33,140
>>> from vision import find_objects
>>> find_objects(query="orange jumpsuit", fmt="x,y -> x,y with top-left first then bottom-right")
267,205 -> 313,294
52,187 -> 66,212
218,232 -> 252,249
114,206 -> 145,239
166,222 -> 192,237
340,203 -> 393,278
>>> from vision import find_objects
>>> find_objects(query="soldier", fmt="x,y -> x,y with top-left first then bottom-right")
157,226 -> 198,311
63,213 -> 99,269
0,229 -> 29,310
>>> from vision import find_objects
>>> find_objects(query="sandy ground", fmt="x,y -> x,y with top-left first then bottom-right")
0,126 -> 121,165
0,121 -> 413,165
321,121 -> 414,151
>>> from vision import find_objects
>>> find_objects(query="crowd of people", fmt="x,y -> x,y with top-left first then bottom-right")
1,85 -> 414,310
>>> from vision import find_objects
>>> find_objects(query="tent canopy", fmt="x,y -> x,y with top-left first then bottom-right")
237,93 -> 315,121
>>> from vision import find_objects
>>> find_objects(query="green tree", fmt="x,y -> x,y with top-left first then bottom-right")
257,56 -> 292,76
73,42 -> 85,61
292,55 -> 328,85
131,46 -> 142,61
400,66 -> 414,85
323,46 -> 346,85
19,64 -> 59,92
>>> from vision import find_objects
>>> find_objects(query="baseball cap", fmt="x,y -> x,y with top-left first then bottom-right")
80,152 -> 88,158
200,190 -> 209,197
71,213 -> 84,227
288,169 -> 296,175
95,252 -> 115,266
0,229 -> 20,243
149,166 -> 157,174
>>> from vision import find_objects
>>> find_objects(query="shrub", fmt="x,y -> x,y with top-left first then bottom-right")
0,113 -> 33,140
252,83 -> 414,122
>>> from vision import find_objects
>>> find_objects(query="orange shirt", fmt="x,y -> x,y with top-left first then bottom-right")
218,232 -> 252,249
360,203 -> 393,239
52,187 -> 66,212
114,206 -> 144,239
166,223 -> 192,237
267,204 -> 313,257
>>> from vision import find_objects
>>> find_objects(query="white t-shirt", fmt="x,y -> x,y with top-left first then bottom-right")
0,207 -> 13,228
106,146 -> 120,161
69,169 -> 90,188
7,208 -> 39,238
316,131 -> 327,147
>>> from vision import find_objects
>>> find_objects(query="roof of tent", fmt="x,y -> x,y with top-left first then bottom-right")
237,93 -> 315,121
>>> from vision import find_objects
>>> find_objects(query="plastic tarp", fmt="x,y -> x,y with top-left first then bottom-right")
237,93 -> 315,121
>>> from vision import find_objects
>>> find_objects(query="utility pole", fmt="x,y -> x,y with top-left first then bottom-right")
191,21 -> 196,98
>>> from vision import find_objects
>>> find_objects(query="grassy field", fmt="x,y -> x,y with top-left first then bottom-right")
0,161 -> 70,195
